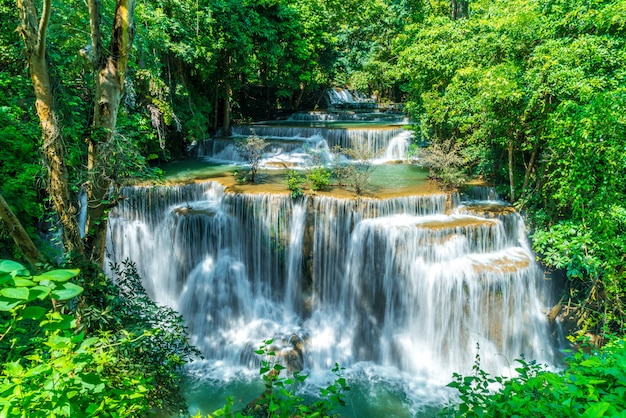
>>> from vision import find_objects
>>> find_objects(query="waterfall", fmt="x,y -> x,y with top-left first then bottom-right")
325,88 -> 376,108
105,182 -> 555,387
197,125 -> 412,166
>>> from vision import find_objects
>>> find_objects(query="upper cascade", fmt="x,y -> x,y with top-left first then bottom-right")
195,104 -> 413,167
325,88 -> 377,108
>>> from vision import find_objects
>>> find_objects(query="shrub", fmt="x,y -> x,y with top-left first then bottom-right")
202,339 -> 350,418
306,167 -> 331,192
332,144 -> 377,196
418,139 -> 466,189
0,260 -> 151,417
286,170 -> 306,198
444,338 -> 626,417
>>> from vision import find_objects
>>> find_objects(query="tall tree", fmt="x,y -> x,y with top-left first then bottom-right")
16,0 -> 83,254
17,0 -> 136,263
84,0 -> 136,262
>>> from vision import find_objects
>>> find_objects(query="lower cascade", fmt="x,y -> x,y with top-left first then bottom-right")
104,181 -> 557,415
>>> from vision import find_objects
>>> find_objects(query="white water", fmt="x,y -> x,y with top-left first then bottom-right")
197,127 -> 412,169
105,181 -> 556,415
325,88 -> 376,107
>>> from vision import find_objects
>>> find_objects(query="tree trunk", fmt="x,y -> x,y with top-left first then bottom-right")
451,0 -> 469,20
85,0 -> 136,263
508,137 -> 515,202
522,139 -> 540,196
17,0 -> 83,255
0,194 -> 44,268
222,80 -> 232,135
294,83 -> 306,110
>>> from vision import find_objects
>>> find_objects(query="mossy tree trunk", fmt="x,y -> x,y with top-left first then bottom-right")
17,0 -> 83,255
85,0 -> 136,263
17,0 -> 136,264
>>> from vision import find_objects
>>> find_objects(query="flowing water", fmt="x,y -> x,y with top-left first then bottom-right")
105,109 -> 557,416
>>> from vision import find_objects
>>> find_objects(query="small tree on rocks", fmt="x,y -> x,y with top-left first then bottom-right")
235,133 -> 267,183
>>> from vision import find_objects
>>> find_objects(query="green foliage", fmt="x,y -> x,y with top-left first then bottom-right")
444,337 -> 626,417
286,170 -> 306,198
245,339 -> 349,418
76,260 -> 201,414
306,167 -> 332,192
397,0 -> 626,334
0,260 -> 151,417
198,339 -> 349,418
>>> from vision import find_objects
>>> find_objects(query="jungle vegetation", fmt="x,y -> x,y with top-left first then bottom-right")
1,0 -> 625,416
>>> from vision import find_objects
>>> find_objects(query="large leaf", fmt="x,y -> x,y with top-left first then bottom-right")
11,277 -> 36,287
0,296 -> 22,311
0,287 -> 29,300
50,282 -> 83,300
29,285 -> 52,301
34,269 -> 80,283
0,260 -> 29,277
20,306 -> 47,320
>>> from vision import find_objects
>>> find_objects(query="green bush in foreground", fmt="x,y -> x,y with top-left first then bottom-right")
0,260 -> 151,417
444,339 -> 626,417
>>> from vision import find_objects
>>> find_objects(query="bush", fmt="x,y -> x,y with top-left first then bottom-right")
332,144 -> 377,196
0,260 -> 151,417
286,170 -> 306,198
444,338 -> 626,417
75,260 -> 200,414
306,167 -> 331,192
417,139 -> 466,189
203,339 -> 350,418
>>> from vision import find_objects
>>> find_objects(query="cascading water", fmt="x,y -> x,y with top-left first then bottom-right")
195,110 -> 412,167
105,179 -> 557,415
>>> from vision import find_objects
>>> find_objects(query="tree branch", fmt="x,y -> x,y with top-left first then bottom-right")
37,0 -> 51,58
0,194 -> 44,268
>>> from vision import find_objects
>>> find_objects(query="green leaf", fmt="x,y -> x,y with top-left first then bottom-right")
582,402 -> 611,418
50,282 -> 83,300
34,269 -> 80,283
29,285 -> 51,300
11,277 -> 35,287
0,296 -> 22,311
0,287 -> 29,300
85,404 -> 99,415
20,306 -> 47,320
0,260 -> 29,276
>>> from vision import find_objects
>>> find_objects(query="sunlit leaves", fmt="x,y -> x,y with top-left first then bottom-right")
446,337 -> 626,417
0,260 -> 154,417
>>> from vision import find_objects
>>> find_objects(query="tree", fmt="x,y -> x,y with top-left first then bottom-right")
16,0 -> 137,263
17,0 -> 83,254
235,134 -> 267,183
84,0 -> 136,262
398,0 -> 626,333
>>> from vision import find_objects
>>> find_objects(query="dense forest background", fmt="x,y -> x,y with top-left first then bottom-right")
1,0 -> 625,415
